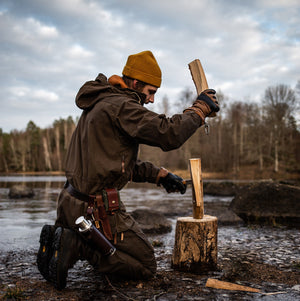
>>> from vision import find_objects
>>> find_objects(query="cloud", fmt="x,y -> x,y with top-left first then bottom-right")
0,0 -> 299,132
67,44 -> 94,59
8,86 -> 58,108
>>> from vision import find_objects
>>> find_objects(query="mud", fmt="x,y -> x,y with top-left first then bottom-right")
1,230 -> 300,301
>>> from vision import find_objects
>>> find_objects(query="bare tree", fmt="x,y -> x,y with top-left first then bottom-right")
264,84 -> 296,172
26,121 -> 42,171
177,87 -> 195,112
227,102 -> 246,174
43,129 -> 52,171
295,80 -> 300,100
158,95 -> 170,115
0,129 -> 8,172
54,123 -> 62,171
215,91 -> 226,155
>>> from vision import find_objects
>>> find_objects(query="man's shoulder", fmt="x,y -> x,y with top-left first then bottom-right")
101,90 -> 144,106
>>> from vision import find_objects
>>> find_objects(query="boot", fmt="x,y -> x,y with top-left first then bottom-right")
48,227 -> 89,290
37,224 -> 56,281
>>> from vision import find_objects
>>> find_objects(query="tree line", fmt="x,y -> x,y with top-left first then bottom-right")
0,82 -> 299,176
0,117 -> 76,172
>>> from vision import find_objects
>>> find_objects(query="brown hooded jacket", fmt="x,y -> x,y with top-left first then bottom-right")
65,74 -> 201,194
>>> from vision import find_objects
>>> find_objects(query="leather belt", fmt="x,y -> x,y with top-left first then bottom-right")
65,181 -> 95,204
64,181 -> 116,240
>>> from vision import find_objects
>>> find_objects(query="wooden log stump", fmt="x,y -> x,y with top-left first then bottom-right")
172,215 -> 218,273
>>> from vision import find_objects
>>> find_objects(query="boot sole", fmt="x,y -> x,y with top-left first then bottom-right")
37,225 -> 55,281
49,227 -> 67,290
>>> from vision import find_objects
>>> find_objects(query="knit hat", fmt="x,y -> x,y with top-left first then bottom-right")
122,50 -> 162,87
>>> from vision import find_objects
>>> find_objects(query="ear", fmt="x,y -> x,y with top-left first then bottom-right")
132,79 -> 138,89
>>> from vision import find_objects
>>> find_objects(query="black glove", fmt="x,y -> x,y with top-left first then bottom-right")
197,89 -> 219,114
158,172 -> 187,194
184,89 -> 219,122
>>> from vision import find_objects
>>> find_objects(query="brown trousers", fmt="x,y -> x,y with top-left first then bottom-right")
55,189 -> 156,279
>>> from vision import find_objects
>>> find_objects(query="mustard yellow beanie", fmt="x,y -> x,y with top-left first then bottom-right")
122,50 -> 162,87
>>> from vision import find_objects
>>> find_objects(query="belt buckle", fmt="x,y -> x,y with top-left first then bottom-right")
94,220 -> 100,229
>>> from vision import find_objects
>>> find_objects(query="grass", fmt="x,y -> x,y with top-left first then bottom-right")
2,286 -> 25,301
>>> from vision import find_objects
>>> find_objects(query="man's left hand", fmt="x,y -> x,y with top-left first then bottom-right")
158,172 -> 187,194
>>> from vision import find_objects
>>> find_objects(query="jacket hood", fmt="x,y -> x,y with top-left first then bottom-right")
75,73 -> 146,110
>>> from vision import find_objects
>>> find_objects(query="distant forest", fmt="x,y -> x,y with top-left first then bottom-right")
0,82 -> 299,176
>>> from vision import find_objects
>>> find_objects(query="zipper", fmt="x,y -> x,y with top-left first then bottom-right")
121,154 -> 125,173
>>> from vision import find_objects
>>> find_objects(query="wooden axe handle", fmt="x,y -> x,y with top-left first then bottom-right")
188,59 -> 209,94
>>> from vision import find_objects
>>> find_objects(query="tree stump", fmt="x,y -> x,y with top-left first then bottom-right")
172,215 -> 218,273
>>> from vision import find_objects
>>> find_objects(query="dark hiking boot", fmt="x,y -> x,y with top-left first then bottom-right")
37,224 -> 56,281
48,227 -> 84,290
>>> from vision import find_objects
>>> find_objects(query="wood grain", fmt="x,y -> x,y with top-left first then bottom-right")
188,59 -> 209,94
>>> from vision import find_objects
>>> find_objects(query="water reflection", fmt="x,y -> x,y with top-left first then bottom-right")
0,175 -> 66,188
0,176 -> 66,182
0,176 -> 64,251
0,187 -> 58,251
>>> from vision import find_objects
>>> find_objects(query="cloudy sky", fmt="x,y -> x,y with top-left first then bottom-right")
0,0 -> 299,132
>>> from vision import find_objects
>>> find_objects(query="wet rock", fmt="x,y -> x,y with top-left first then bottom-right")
204,202 -> 243,225
217,209 -> 243,226
8,185 -> 35,199
130,209 -> 172,234
230,182 -> 300,227
292,285 -> 300,291
203,181 -> 239,196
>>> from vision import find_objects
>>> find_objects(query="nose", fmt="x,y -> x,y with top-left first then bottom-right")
148,95 -> 155,103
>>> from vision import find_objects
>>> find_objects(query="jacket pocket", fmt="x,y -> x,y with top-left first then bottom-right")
114,211 -> 136,233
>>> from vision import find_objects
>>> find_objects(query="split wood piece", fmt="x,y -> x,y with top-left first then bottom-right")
172,215 -> 218,273
188,58 -> 216,117
206,278 -> 260,293
188,59 -> 209,94
189,158 -> 204,219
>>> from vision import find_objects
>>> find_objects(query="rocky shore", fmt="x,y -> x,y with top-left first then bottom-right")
1,246 -> 299,301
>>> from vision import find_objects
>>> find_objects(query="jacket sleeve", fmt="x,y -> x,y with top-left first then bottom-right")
131,160 -> 161,183
116,99 -> 202,151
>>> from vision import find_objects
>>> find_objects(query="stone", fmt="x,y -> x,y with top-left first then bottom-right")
230,182 -> 300,227
204,202 -> 243,225
292,284 -> 300,291
8,185 -> 35,199
203,181 -> 239,196
130,209 -> 172,234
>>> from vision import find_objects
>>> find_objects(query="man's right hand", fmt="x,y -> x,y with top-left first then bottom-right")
184,89 -> 219,122
158,172 -> 187,194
